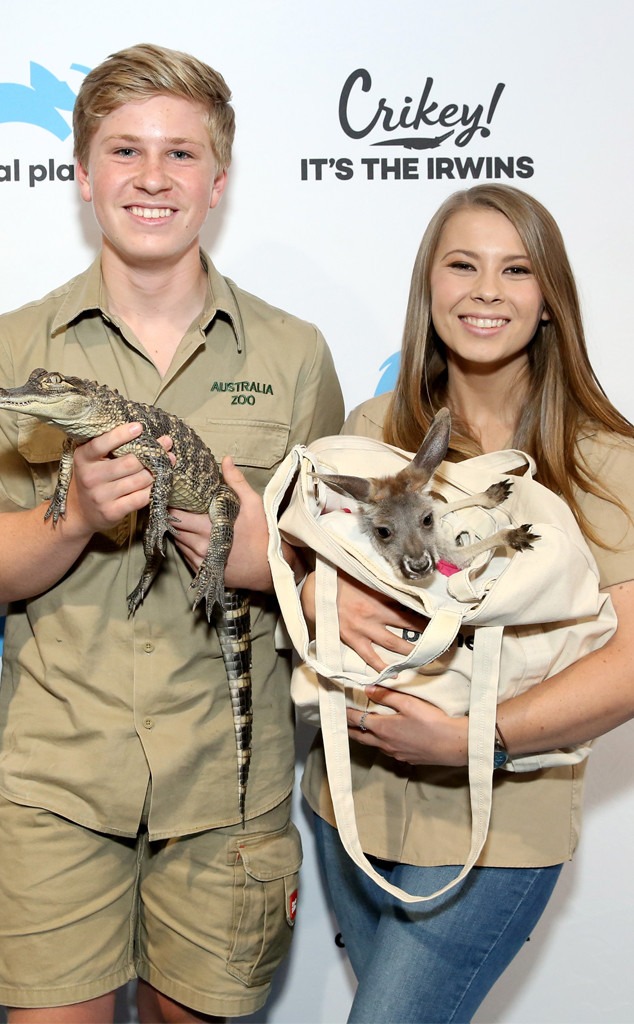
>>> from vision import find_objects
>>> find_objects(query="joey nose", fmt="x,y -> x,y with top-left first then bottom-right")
401,553 -> 434,579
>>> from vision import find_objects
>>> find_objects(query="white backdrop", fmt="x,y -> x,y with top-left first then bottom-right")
0,2 -> 633,1021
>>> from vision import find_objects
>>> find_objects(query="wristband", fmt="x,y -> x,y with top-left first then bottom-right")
493,721 -> 510,769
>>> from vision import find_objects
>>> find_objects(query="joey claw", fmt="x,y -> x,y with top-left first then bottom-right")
508,523 -> 540,552
483,479 -> 513,506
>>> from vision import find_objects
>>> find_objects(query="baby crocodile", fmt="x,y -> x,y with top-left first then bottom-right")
0,368 -> 252,823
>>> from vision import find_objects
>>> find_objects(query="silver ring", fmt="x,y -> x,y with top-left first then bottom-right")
359,711 -> 369,732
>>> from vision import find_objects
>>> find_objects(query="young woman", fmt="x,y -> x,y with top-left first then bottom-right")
300,184 -> 634,1023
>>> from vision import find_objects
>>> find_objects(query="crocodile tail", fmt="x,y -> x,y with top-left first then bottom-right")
215,588 -> 252,825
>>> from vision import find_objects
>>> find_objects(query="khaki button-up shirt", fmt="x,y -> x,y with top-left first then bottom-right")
0,253 -> 344,839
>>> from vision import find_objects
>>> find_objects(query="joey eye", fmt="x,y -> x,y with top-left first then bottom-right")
375,526 -> 392,541
421,513 -> 434,529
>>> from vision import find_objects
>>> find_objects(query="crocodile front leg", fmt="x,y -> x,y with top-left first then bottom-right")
44,438 -> 76,524
127,438 -> 179,612
190,483 -> 241,618
215,588 -> 252,826
140,441 -> 179,557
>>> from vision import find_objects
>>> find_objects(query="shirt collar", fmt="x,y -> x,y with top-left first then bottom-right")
198,251 -> 245,353
50,250 -> 246,354
51,256 -> 103,334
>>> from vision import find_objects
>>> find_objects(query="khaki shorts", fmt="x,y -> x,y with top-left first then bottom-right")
0,792 -> 301,1017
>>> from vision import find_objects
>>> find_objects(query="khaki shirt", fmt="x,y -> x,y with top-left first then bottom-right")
302,392 -> 634,866
0,254 -> 344,840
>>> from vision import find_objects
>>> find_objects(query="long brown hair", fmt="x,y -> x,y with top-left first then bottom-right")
384,184 -> 634,544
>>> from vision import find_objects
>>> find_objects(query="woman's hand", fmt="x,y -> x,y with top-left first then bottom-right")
347,685 -> 469,766
299,569 -> 468,765
301,570 -> 430,672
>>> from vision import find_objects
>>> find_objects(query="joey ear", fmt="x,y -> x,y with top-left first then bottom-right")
316,473 -> 372,503
411,408 -> 451,480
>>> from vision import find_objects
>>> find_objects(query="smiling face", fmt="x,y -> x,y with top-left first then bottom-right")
76,93 -> 226,271
429,207 -> 548,377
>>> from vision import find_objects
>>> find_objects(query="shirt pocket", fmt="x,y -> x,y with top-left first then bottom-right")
226,819 -> 302,987
16,417 -> 65,504
190,419 -> 290,471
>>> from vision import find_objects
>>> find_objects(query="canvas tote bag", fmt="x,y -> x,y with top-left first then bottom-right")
264,435 -> 617,902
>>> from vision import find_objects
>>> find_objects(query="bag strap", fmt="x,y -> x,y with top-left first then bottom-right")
315,557 -> 504,902
435,449 -> 535,492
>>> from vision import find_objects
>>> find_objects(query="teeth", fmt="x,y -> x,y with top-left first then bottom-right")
129,206 -> 173,219
462,316 -> 508,328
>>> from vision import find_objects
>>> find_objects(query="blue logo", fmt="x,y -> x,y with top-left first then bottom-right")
0,62 -> 89,140
375,351 -> 400,395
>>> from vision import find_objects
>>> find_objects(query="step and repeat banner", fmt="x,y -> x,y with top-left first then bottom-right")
0,2 -> 633,1021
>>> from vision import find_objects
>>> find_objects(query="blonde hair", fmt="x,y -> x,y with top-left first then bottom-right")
73,43 -> 235,171
385,184 -> 634,544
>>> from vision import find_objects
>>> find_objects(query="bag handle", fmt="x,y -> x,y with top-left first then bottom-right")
315,557 -> 503,903
434,449 -> 535,492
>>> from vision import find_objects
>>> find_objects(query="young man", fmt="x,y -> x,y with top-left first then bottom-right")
0,44 -> 343,1023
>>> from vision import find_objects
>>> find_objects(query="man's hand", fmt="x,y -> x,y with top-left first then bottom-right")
0,426 -> 174,604
68,423 -> 173,536
171,455 -> 277,593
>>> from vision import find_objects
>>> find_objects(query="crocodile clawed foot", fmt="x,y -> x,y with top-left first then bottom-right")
127,583 -> 145,616
144,524 -> 170,557
166,512 -> 181,537
44,498 -> 67,525
190,571 -> 226,620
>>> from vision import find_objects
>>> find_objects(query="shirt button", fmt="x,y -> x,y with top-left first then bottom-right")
143,718 -> 154,730
144,642 -> 154,654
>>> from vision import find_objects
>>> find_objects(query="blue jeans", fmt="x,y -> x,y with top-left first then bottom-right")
313,815 -> 562,1024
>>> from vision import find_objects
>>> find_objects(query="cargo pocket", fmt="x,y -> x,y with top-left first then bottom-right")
226,820 -> 302,987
